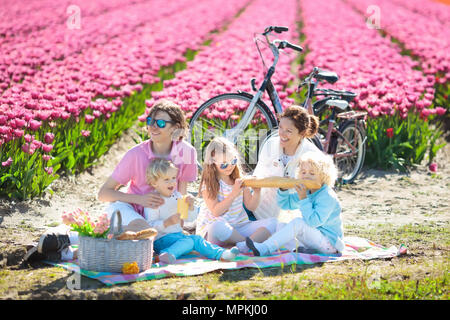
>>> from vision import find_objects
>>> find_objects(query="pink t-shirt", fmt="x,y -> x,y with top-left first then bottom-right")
111,139 -> 198,216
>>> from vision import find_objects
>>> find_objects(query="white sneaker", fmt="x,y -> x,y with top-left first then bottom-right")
159,252 -> 176,264
221,247 -> 239,260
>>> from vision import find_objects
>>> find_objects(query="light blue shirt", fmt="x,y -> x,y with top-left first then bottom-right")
277,184 -> 344,252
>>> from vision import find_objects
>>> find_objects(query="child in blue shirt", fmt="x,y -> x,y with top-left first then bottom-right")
144,158 -> 239,264
246,151 -> 344,256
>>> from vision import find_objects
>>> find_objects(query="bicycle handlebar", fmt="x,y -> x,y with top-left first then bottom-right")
263,26 -> 289,36
277,40 -> 303,52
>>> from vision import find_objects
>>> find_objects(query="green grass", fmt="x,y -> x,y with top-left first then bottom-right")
1,220 -> 448,300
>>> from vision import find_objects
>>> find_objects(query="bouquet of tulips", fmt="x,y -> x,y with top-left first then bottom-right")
62,209 -> 110,238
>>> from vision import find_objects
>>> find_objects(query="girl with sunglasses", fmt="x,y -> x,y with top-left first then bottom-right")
196,137 -> 277,253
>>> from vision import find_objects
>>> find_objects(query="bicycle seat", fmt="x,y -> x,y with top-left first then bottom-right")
314,89 -> 357,103
314,70 -> 339,84
325,99 -> 349,111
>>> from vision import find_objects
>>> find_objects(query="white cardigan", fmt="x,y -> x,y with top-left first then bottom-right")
252,132 -> 322,220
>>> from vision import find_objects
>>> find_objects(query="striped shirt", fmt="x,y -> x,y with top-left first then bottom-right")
196,179 -> 249,237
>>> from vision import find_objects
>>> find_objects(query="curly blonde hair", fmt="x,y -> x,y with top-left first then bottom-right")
146,158 -> 178,185
297,151 -> 338,187
199,137 -> 244,199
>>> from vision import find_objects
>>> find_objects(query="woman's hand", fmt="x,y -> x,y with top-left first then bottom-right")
164,213 -> 181,228
138,192 -> 165,209
295,184 -> 307,200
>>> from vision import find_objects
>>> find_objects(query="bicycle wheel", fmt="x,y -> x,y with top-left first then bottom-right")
189,92 -> 278,172
335,120 -> 366,184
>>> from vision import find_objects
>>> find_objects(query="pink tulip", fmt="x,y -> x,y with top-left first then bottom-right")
24,134 -> 34,143
21,143 -> 36,155
429,163 -> 437,172
13,129 -> 24,138
0,126 -> 10,135
435,107 -> 446,116
81,130 -> 91,137
28,119 -> 42,131
42,144 -> 53,153
31,140 -> 42,149
44,132 -> 55,144
1,157 -> 13,167
85,114 -> 95,124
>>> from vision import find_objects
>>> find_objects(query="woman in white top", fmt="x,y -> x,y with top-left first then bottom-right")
252,105 -> 322,220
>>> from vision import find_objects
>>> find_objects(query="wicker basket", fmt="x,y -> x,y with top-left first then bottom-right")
78,210 -> 154,273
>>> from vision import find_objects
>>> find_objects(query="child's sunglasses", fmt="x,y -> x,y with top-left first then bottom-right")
217,158 -> 238,170
146,117 -> 175,128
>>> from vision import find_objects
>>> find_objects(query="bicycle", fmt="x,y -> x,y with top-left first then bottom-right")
189,26 -> 367,183
300,68 -> 367,183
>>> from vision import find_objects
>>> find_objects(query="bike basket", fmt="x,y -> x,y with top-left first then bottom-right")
78,210 -> 154,273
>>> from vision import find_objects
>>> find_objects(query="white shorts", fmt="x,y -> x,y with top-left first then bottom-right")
105,201 -> 147,226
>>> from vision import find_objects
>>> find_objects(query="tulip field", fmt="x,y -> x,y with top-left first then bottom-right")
0,0 -> 449,199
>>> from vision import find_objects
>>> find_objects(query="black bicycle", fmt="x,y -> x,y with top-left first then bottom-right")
189,26 -> 366,183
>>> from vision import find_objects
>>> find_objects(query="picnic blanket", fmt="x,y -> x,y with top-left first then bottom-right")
44,236 -> 407,286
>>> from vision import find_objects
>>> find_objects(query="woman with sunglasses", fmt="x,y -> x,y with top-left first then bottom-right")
24,100 -> 198,263
97,99 -> 198,232
196,137 -> 277,253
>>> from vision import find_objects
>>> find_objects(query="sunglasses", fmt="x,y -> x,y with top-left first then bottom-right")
216,158 -> 238,170
146,117 -> 175,128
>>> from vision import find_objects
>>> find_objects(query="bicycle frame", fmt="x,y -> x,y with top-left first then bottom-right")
320,109 -> 366,157
226,34 -> 297,142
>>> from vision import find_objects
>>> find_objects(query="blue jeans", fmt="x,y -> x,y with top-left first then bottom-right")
154,232 -> 225,260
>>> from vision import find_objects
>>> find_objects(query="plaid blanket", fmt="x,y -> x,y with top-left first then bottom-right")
44,236 -> 407,286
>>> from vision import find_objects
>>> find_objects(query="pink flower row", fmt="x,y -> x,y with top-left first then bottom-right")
145,0 -> 299,120
0,0 -> 247,148
299,0 -> 443,119
0,0 -> 196,91
0,0 -> 149,39
347,0 -> 450,79
391,0 -> 450,27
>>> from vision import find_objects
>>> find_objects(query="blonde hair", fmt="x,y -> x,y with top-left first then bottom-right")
146,158 -> 178,185
199,137 -> 244,199
297,152 -> 338,187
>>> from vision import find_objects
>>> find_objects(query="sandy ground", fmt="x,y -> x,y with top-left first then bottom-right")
0,123 -> 449,256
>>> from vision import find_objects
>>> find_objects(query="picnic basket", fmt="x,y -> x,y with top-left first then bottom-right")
78,210 -> 154,273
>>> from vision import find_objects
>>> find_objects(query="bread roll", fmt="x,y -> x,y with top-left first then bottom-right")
116,231 -> 138,240
117,228 -> 157,240
135,228 -> 158,240
242,177 -> 321,190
